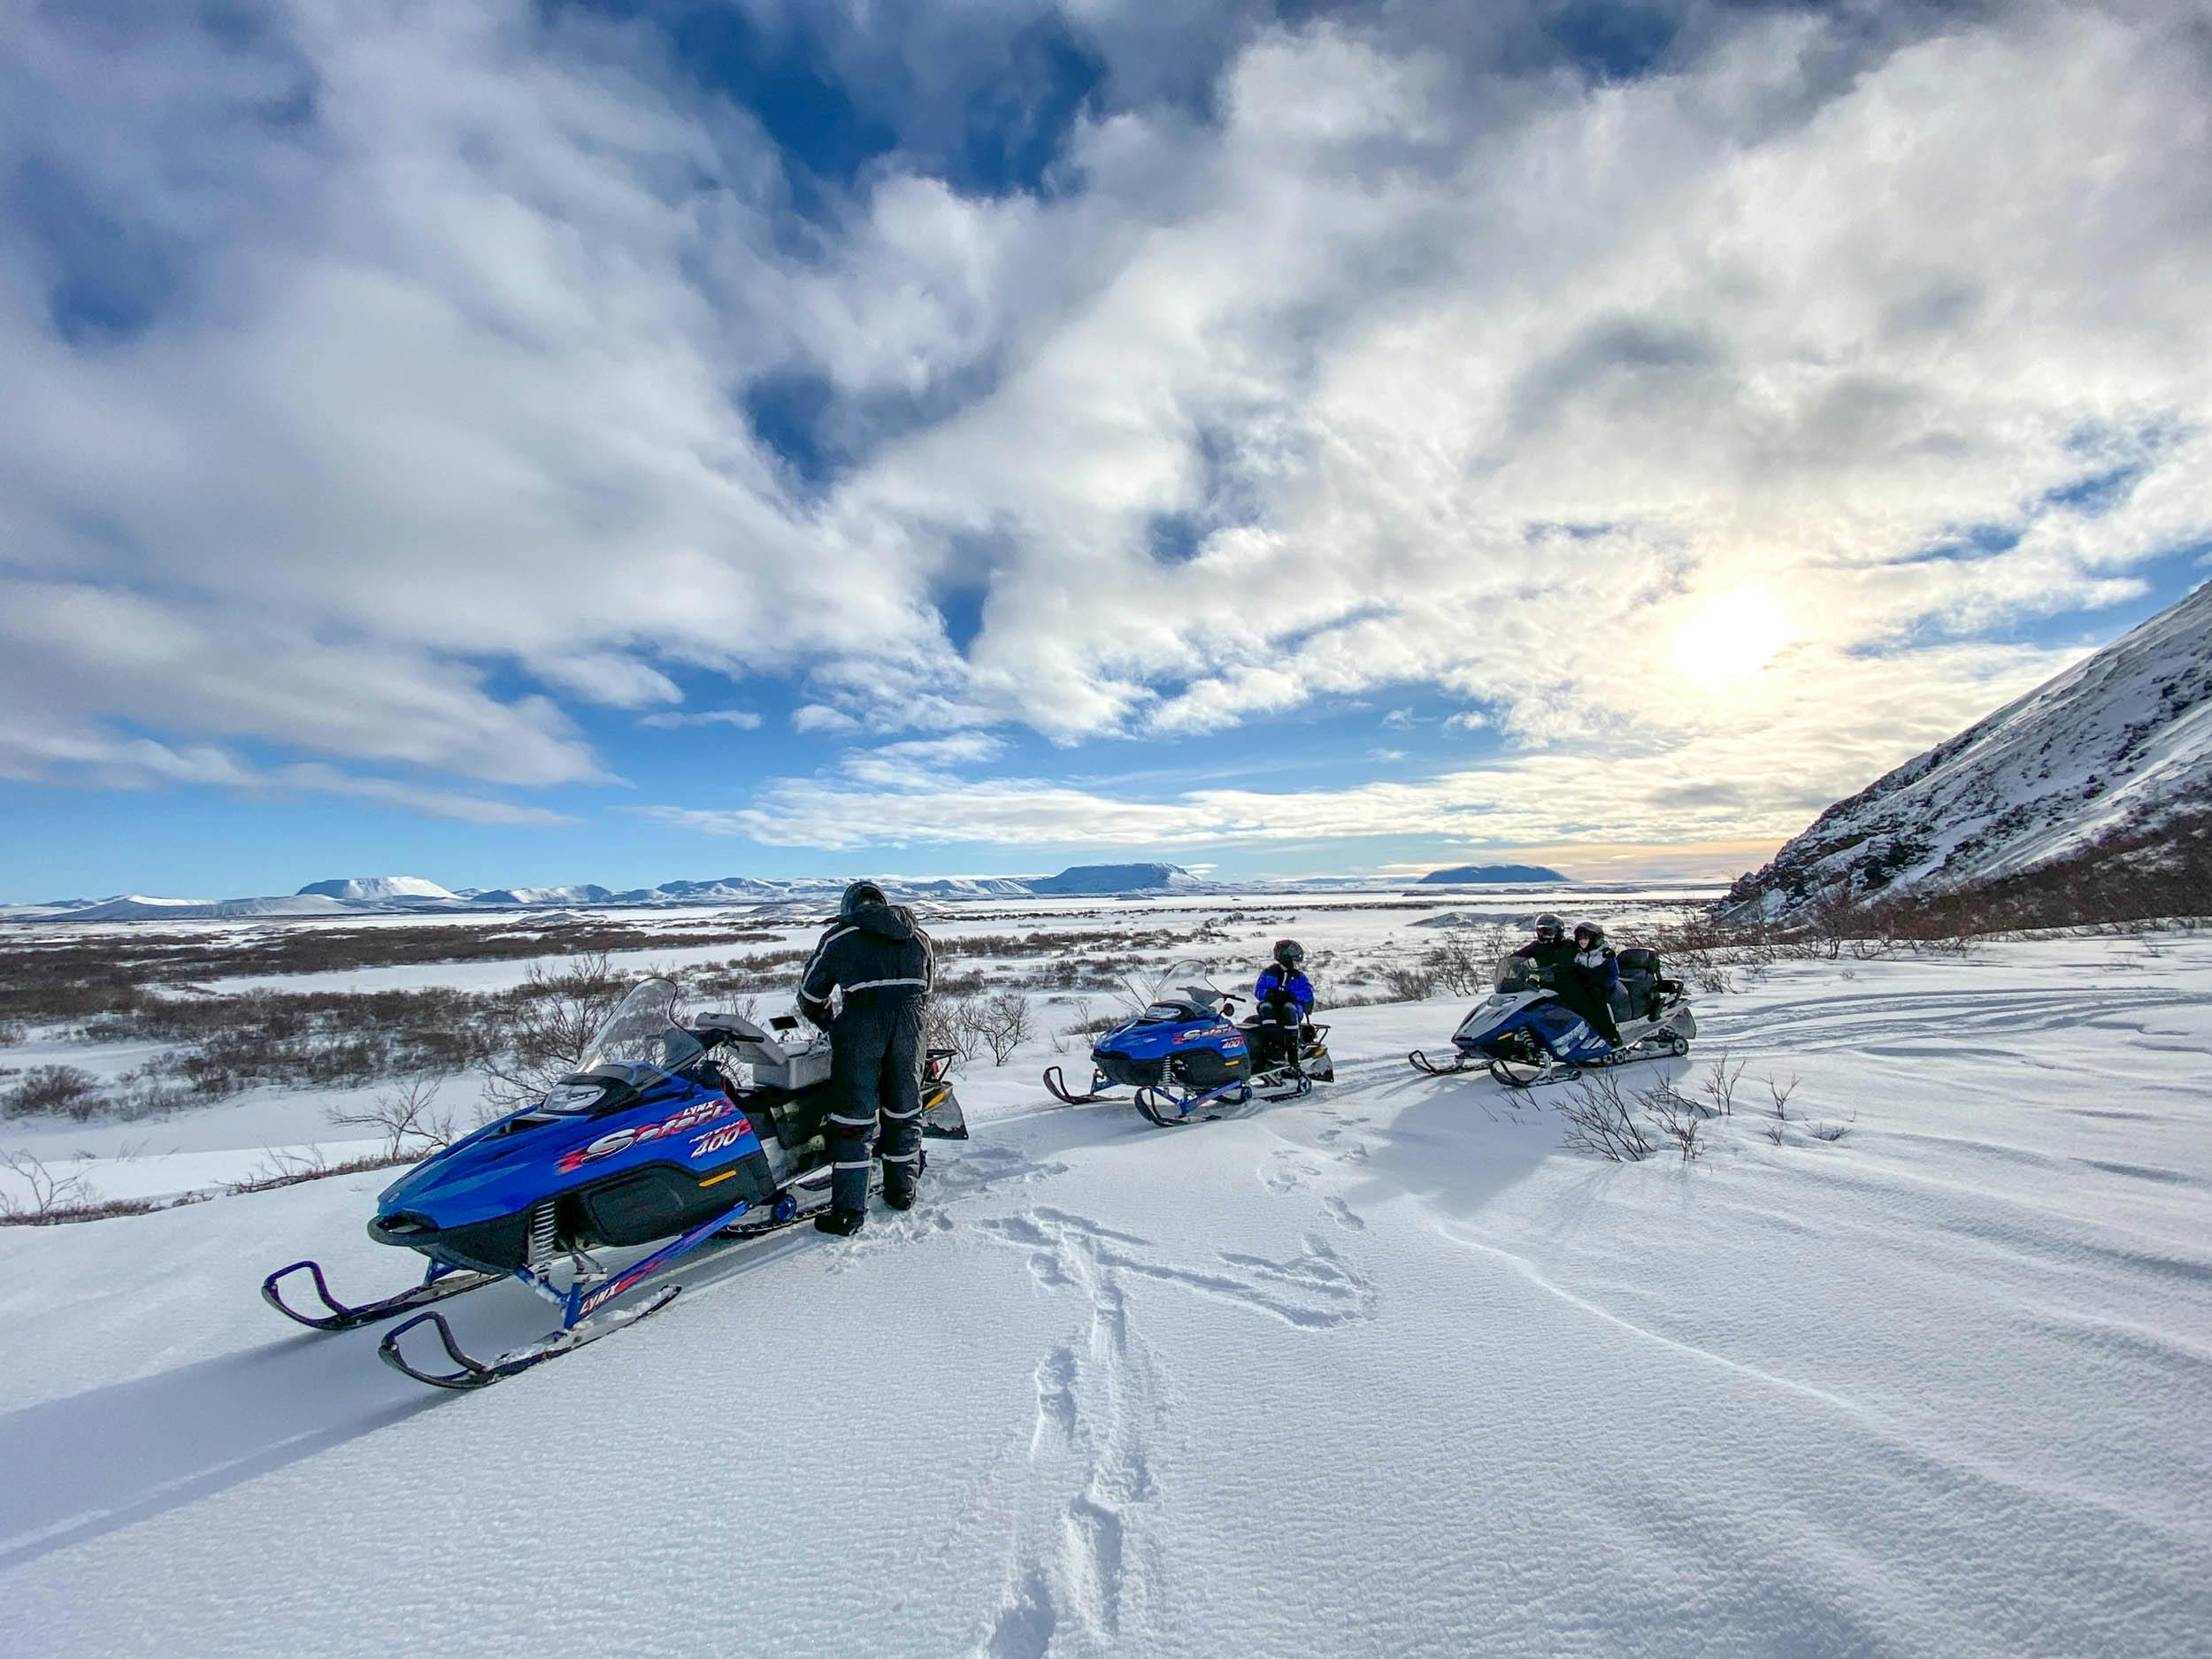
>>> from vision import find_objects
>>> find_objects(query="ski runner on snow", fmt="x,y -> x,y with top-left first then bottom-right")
798,880 -> 934,1236
1253,939 -> 1315,1075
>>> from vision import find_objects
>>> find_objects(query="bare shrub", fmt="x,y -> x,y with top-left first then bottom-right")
0,1148 -> 93,1220
3,1064 -> 108,1121
1380,964 -> 1439,1002
0,1020 -> 27,1047
327,1078 -> 455,1158
227,1148 -> 414,1194
1559,1072 -> 1657,1162
1642,1079 -> 1708,1164
925,995 -> 981,1064
970,993 -> 1035,1065
1417,928 -> 1507,997
1809,1113 -> 1855,1143
476,953 -> 626,1113
1698,1052 -> 1747,1118
1764,1073 -> 1799,1121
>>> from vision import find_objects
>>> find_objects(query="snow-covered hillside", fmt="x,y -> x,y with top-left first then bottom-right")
1727,580 -> 2212,921
296,876 -> 461,902
4,928 -> 2209,1657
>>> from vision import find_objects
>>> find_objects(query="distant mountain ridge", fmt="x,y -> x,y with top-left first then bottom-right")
4,862 -> 1245,921
1417,864 -> 1569,884
1725,580 -> 2212,922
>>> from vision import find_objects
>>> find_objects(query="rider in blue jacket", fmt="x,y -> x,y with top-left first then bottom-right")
1253,940 -> 1314,1074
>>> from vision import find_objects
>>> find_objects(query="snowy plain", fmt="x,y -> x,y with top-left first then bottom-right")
3,899 -> 2209,1657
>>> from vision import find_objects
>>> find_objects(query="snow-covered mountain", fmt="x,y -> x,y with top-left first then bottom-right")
0,894 -> 358,923
1024,863 -> 1202,896
3,863 -> 1248,923
1726,580 -> 2212,921
296,876 -> 460,902
465,885 -> 618,907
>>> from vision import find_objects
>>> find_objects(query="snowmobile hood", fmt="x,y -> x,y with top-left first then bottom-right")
374,1071 -> 707,1230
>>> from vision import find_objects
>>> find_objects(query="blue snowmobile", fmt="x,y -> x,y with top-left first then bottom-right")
262,979 -> 968,1388
1042,961 -> 1333,1125
1409,948 -> 1695,1088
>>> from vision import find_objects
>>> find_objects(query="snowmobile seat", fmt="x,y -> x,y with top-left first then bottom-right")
1616,949 -> 1663,1020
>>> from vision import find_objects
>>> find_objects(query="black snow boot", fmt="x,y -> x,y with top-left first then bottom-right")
814,1208 -> 866,1238
882,1183 -> 916,1211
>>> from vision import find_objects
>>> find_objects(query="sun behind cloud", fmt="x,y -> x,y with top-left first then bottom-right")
1671,589 -> 1798,688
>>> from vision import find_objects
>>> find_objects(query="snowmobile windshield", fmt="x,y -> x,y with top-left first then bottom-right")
1136,959 -> 1227,1019
1496,954 -> 1540,993
575,979 -> 706,1080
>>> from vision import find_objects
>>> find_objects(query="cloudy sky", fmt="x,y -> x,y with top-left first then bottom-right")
4,0 -> 2208,897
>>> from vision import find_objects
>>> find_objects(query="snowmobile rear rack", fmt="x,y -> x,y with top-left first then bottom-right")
261,1257 -> 503,1333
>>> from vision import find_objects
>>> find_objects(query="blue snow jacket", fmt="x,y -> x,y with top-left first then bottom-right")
1254,965 -> 1314,1011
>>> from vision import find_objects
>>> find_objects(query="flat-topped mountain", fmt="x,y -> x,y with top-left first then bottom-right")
1417,864 -> 1568,884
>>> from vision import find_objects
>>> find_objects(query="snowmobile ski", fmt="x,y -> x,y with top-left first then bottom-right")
380,1286 -> 682,1390
1042,1064 -> 1113,1106
1406,1048 -> 1472,1078
261,1257 -> 503,1333
375,1173 -> 877,1388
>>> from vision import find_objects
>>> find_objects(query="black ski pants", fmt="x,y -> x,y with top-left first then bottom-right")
1255,988 -> 1308,1071
826,992 -> 926,1215
1556,976 -> 1624,1049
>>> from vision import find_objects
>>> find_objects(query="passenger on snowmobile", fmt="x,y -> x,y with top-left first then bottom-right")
1253,940 -> 1315,1074
1509,913 -> 1576,985
798,880 -> 934,1235
1558,921 -> 1624,1048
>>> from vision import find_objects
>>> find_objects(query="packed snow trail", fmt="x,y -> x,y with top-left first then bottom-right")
5,937 -> 2211,1656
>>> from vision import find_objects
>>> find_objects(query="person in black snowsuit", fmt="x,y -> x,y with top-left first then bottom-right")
1509,913 -> 1576,985
1557,920 -> 1624,1049
1251,939 -> 1315,1075
797,880 -> 933,1236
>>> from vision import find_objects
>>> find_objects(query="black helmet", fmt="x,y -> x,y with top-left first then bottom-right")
1535,913 -> 1564,941
839,879 -> 887,919
1572,919 -> 1604,947
1272,939 -> 1306,970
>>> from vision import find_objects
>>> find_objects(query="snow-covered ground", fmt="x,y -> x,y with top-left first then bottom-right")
4,922 -> 2210,1656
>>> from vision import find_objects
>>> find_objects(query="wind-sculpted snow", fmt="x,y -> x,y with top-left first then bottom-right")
4,936 -> 2211,1656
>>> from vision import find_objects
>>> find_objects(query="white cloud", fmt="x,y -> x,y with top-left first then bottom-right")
2,0 -> 2207,846
792,704 -> 864,735
638,708 -> 764,730
541,656 -> 683,710
651,635 -> 2078,851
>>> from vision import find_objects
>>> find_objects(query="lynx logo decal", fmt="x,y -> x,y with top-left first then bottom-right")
557,1098 -> 737,1172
